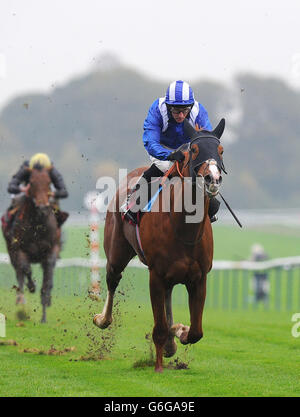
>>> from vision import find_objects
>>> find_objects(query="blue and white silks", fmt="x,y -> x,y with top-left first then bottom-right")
143,98 -> 212,161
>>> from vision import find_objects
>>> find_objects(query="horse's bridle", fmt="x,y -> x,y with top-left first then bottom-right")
187,135 -> 227,183
169,135 -> 226,200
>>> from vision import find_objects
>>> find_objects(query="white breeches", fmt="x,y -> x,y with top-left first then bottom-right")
149,156 -> 173,173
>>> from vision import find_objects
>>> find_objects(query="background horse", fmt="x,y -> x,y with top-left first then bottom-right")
94,119 -> 226,372
2,166 -> 61,322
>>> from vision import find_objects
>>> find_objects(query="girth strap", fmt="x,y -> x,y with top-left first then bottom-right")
135,222 -> 147,264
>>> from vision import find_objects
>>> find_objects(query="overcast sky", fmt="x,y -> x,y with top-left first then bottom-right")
1,0 -> 300,110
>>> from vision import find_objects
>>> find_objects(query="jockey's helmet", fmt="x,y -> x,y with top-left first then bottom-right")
165,80 -> 194,106
29,153 -> 52,169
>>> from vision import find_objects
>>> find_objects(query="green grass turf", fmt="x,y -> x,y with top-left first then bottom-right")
1,224 -> 300,396
213,224 -> 300,260
0,287 -> 300,397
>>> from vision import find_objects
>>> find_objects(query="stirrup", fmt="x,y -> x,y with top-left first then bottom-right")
120,185 -> 137,212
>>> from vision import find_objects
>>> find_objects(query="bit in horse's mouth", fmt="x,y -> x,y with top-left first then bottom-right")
206,184 -> 219,197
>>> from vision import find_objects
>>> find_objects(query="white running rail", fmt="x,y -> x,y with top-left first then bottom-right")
1,253 -> 300,271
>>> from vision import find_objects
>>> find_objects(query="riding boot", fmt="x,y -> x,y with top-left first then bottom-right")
55,210 -> 69,227
123,164 -> 164,224
208,197 -> 220,223
51,200 -> 69,227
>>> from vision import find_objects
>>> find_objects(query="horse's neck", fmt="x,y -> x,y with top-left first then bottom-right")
17,198 -> 33,221
22,199 -> 53,229
169,180 -> 210,244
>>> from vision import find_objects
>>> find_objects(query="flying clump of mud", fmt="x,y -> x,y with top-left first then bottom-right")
79,296 -> 122,361
16,309 -> 30,321
133,332 -> 191,370
167,357 -> 189,370
22,345 -> 76,355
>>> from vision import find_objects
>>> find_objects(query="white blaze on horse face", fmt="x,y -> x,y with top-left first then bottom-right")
208,161 -> 220,182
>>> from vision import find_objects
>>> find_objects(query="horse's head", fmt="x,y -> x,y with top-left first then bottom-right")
27,164 -> 52,213
181,119 -> 226,198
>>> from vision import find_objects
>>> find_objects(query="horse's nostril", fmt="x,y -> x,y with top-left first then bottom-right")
204,175 -> 212,184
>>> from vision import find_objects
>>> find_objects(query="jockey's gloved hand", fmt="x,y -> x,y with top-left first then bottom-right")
167,150 -> 185,162
20,184 -> 30,195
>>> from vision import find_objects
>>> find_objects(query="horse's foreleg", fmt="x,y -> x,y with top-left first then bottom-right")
40,252 -> 56,323
14,251 -> 30,304
183,274 -> 207,345
25,265 -> 35,293
163,287 -> 177,358
15,268 -> 25,305
150,271 -> 168,373
93,263 -> 122,329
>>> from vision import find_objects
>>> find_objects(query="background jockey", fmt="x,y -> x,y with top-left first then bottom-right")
124,80 -> 220,224
4,153 -> 68,229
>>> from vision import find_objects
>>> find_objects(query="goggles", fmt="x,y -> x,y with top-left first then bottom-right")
169,106 -> 192,115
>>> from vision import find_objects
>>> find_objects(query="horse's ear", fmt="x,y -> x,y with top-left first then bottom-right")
183,119 -> 200,139
212,118 -> 225,139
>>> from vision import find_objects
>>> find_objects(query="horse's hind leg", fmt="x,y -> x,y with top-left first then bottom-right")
94,210 -> 135,328
163,287 -> 177,358
93,262 -> 123,329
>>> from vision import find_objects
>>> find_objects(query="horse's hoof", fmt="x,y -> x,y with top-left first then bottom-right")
171,323 -> 190,344
163,340 -> 177,358
88,291 -> 100,301
93,314 -> 112,329
179,331 -> 189,345
16,294 -> 25,305
155,366 -> 163,373
27,282 -> 36,293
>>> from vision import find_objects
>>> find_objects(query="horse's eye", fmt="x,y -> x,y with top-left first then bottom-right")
191,147 -> 196,153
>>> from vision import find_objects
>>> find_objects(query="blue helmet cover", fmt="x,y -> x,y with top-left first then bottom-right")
165,80 -> 194,106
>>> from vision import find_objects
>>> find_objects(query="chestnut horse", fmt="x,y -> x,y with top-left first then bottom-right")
94,119 -> 226,372
2,166 -> 61,322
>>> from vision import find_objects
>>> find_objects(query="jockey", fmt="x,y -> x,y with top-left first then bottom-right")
124,80 -> 220,224
4,153 -> 68,228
